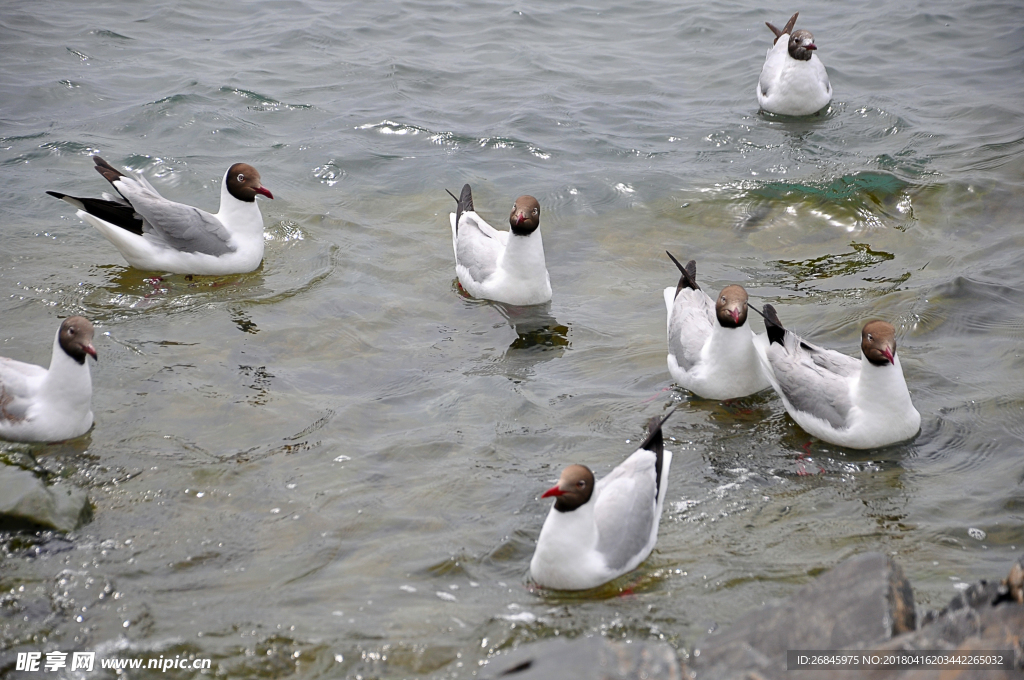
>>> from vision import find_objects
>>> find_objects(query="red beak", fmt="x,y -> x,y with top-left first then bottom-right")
255,186 -> 274,199
883,348 -> 894,365
84,344 -> 98,360
731,309 -> 741,324
515,213 -> 525,226
806,43 -> 817,50
541,484 -> 564,499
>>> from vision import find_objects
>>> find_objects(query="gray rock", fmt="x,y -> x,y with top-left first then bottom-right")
775,556 -> 1024,680
480,636 -> 681,680
851,554 -> 1024,678
479,554 -> 1024,680
0,466 -> 90,532
688,552 -> 915,680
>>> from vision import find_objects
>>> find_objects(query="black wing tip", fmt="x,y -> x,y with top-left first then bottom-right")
763,303 -> 786,346
784,12 -> 799,34
639,407 -> 675,455
766,12 -> 798,43
48,193 -> 143,235
445,183 -> 473,210
666,251 -> 699,292
640,408 -> 675,502
92,155 -> 124,183
447,184 -> 474,234
459,183 -> 473,213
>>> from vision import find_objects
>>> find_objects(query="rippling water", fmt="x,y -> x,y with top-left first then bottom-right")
2,0 -> 1024,677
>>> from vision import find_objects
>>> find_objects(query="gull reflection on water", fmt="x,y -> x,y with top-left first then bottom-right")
493,302 -> 570,355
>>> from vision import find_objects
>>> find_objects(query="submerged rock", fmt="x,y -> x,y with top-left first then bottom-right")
479,636 -> 681,680
859,553 -> 1024,680
687,552 -> 915,679
0,466 -> 90,532
482,553 -> 1024,679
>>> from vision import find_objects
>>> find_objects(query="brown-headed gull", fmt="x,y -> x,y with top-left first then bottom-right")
664,252 -> 770,400
530,411 -> 673,591
446,184 -> 551,306
0,317 -> 97,442
755,304 -> 921,449
757,12 -> 832,116
47,156 -> 273,275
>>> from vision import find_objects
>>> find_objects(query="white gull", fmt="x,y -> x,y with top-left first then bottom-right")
756,12 -> 832,116
664,252 -> 770,400
0,317 -> 97,442
447,184 -> 551,306
530,411 -> 674,591
754,304 -> 921,449
48,156 -> 273,275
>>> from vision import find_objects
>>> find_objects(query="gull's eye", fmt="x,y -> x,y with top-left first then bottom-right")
532,209 -> 538,215
237,173 -> 245,182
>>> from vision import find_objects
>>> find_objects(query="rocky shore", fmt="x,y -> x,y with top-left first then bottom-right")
483,553 -> 1024,680
0,465 -> 91,533
4,461 -> 1022,680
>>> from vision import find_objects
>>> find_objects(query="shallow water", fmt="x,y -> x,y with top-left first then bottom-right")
2,0 -> 1024,677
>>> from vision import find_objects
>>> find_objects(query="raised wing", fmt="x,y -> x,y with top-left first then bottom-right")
113,176 -> 234,256
454,212 -> 505,284
667,288 -> 716,372
804,337 -> 858,377
593,450 -> 658,571
766,332 -> 857,428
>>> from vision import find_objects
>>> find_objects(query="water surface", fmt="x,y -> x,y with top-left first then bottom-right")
2,0 -> 1024,677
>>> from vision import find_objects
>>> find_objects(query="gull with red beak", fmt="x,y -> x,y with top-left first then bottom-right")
48,156 -> 273,275
664,252 -> 770,399
754,305 -> 921,449
756,11 -> 832,116
530,411 -> 673,591
446,184 -> 551,306
0,317 -> 98,442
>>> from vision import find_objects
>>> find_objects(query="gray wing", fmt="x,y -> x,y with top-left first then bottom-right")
114,176 -> 234,256
767,332 -> 857,428
593,450 -> 658,571
806,338 -> 858,377
668,289 -> 716,371
0,358 -> 44,424
455,213 -> 503,283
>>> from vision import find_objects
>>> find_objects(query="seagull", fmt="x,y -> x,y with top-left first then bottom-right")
446,184 -> 551,306
663,252 -> 770,400
530,411 -> 674,591
47,156 -> 273,275
0,317 -> 97,443
755,304 -> 921,449
756,12 -> 832,116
